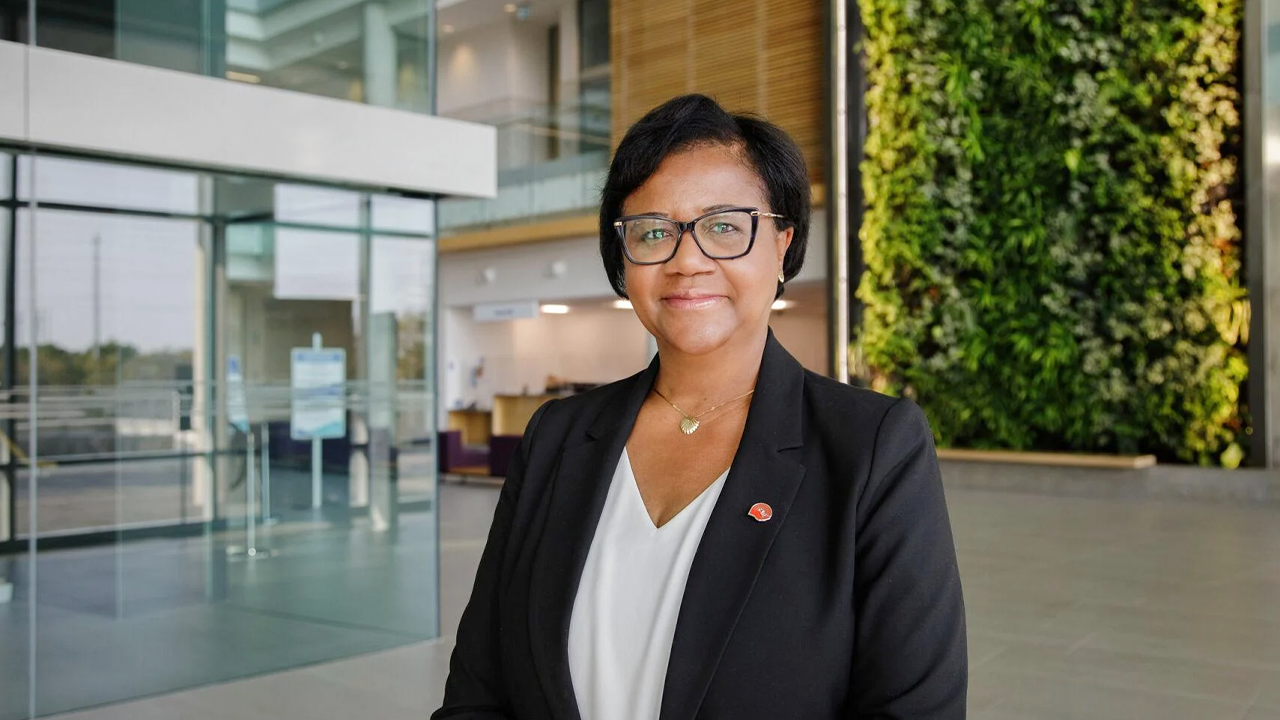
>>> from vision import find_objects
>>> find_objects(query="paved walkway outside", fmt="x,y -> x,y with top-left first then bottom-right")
39,482 -> 1280,720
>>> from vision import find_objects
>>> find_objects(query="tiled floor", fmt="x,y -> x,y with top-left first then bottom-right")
2,509 -> 441,720
32,481 -> 1280,720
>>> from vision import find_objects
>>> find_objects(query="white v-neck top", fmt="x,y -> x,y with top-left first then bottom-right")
567,448 -> 729,720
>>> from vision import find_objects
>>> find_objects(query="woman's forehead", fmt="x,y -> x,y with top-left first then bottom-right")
623,146 -> 766,215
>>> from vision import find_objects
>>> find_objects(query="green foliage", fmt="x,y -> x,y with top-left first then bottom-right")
856,0 -> 1246,465
9,343 -> 192,387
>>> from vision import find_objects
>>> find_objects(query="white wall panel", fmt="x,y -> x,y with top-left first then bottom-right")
0,42 -> 25,143
0,41 -> 496,198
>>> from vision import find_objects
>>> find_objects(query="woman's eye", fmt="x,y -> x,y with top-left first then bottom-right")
641,228 -> 669,242
710,222 -> 739,234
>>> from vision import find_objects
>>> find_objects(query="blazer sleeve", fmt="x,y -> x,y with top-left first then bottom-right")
432,400 -> 555,720
851,398 -> 967,719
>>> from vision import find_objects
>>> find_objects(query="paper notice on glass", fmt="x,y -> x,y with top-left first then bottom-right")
290,348 -> 347,440
227,354 -> 250,433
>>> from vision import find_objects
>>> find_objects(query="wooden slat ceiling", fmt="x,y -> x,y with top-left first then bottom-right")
611,0 -> 825,183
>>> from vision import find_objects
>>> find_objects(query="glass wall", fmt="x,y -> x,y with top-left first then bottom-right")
435,0 -> 610,233
0,153 -> 440,720
1,0 -> 435,112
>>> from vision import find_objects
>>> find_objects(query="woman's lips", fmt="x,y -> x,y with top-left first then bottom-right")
662,293 -> 725,310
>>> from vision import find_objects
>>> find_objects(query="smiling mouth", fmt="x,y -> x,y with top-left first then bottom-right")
662,295 -> 725,309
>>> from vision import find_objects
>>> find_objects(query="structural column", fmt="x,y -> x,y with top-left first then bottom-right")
1244,0 -> 1277,467
363,3 -> 398,109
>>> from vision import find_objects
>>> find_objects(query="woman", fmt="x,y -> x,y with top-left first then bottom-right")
434,94 -> 967,720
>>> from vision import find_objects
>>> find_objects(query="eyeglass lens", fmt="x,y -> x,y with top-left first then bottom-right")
621,210 -> 754,263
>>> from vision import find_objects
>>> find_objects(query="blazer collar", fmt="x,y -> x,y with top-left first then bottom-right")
527,331 -> 808,720
658,332 -> 807,720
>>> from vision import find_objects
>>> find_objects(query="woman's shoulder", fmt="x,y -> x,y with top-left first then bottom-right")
799,369 -> 934,445
801,369 -> 901,416
526,372 -> 644,437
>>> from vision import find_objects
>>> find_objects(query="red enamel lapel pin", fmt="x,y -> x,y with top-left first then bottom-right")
747,502 -> 773,522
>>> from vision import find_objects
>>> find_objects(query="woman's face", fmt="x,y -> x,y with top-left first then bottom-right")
621,143 -> 793,358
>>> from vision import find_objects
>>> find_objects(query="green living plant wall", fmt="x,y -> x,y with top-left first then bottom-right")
856,0 -> 1247,465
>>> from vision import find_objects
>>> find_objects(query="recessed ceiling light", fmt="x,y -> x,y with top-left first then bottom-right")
612,300 -> 633,310
503,3 -> 517,11
772,299 -> 790,311
540,304 -> 570,314
442,23 -> 455,33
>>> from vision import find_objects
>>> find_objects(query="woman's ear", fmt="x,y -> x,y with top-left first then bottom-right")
775,226 -> 794,268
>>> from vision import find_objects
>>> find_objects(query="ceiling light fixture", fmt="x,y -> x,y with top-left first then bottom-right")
503,3 -> 517,11
612,300 -> 633,310
772,299 -> 790,311
441,23 -> 455,33
540,304 -> 570,315
225,70 -> 262,84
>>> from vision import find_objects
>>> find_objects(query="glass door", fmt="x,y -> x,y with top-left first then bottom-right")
1,154 -> 441,720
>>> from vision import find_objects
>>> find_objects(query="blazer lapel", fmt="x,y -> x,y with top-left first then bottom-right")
658,333 -> 808,720
527,359 -> 658,720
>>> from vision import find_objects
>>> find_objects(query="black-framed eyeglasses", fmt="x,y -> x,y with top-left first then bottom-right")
613,207 -> 787,265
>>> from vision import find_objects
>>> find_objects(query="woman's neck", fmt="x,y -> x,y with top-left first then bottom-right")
652,330 -> 768,410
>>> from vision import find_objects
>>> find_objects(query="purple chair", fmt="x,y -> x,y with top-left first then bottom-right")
488,434 -> 523,479
437,430 -> 489,474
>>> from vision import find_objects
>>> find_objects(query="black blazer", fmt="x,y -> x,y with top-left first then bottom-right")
434,333 -> 967,720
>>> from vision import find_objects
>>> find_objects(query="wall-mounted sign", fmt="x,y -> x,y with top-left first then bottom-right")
473,300 -> 538,323
290,348 -> 347,440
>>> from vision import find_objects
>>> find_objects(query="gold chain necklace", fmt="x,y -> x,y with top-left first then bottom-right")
651,386 -> 755,435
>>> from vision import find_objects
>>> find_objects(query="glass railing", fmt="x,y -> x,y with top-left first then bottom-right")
5,379 -> 435,537
12,0 -> 434,113
437,102 -> 610,233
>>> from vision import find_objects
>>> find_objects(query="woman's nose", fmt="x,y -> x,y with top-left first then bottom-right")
666,226 -> 716,274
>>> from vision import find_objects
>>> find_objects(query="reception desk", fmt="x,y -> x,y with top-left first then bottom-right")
443,395 -> 559,478
492,394 -> 559,436
447,394 -> 560,446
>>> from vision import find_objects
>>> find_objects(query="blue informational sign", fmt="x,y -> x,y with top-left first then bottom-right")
290,348 -> 347,440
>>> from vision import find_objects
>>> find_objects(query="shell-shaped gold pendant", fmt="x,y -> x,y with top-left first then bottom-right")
679,417 -> 700,435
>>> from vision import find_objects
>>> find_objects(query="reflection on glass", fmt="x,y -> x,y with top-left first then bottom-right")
26,0 -> 435,112
0,151 -> 12,197
579,0 -> 610,71
371,234 -> 435,501
272,229 -> 360,300
275,184 -> 362,228
0,1 -> 28,43
17,156 -> 200,214
0,152 -> 440,720
14,209 -> 199,533
372,193 -> 435,234
436,100 -> 610,232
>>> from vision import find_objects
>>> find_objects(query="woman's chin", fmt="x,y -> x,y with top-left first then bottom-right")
654,322 -> 739,357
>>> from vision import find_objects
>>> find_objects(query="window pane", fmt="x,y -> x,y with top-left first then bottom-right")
371,194 -> 434,235
16,209 -> 199,534
25,1 -> 436,112
370,235 -> 434,504
0,151 -> 12,197
20,156 -> 200,214
579,0 -> 610,70
272,228 -> 359,300
274,184 -> 361,228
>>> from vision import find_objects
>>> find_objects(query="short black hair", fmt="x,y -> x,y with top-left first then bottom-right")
599,94 -> 810,299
